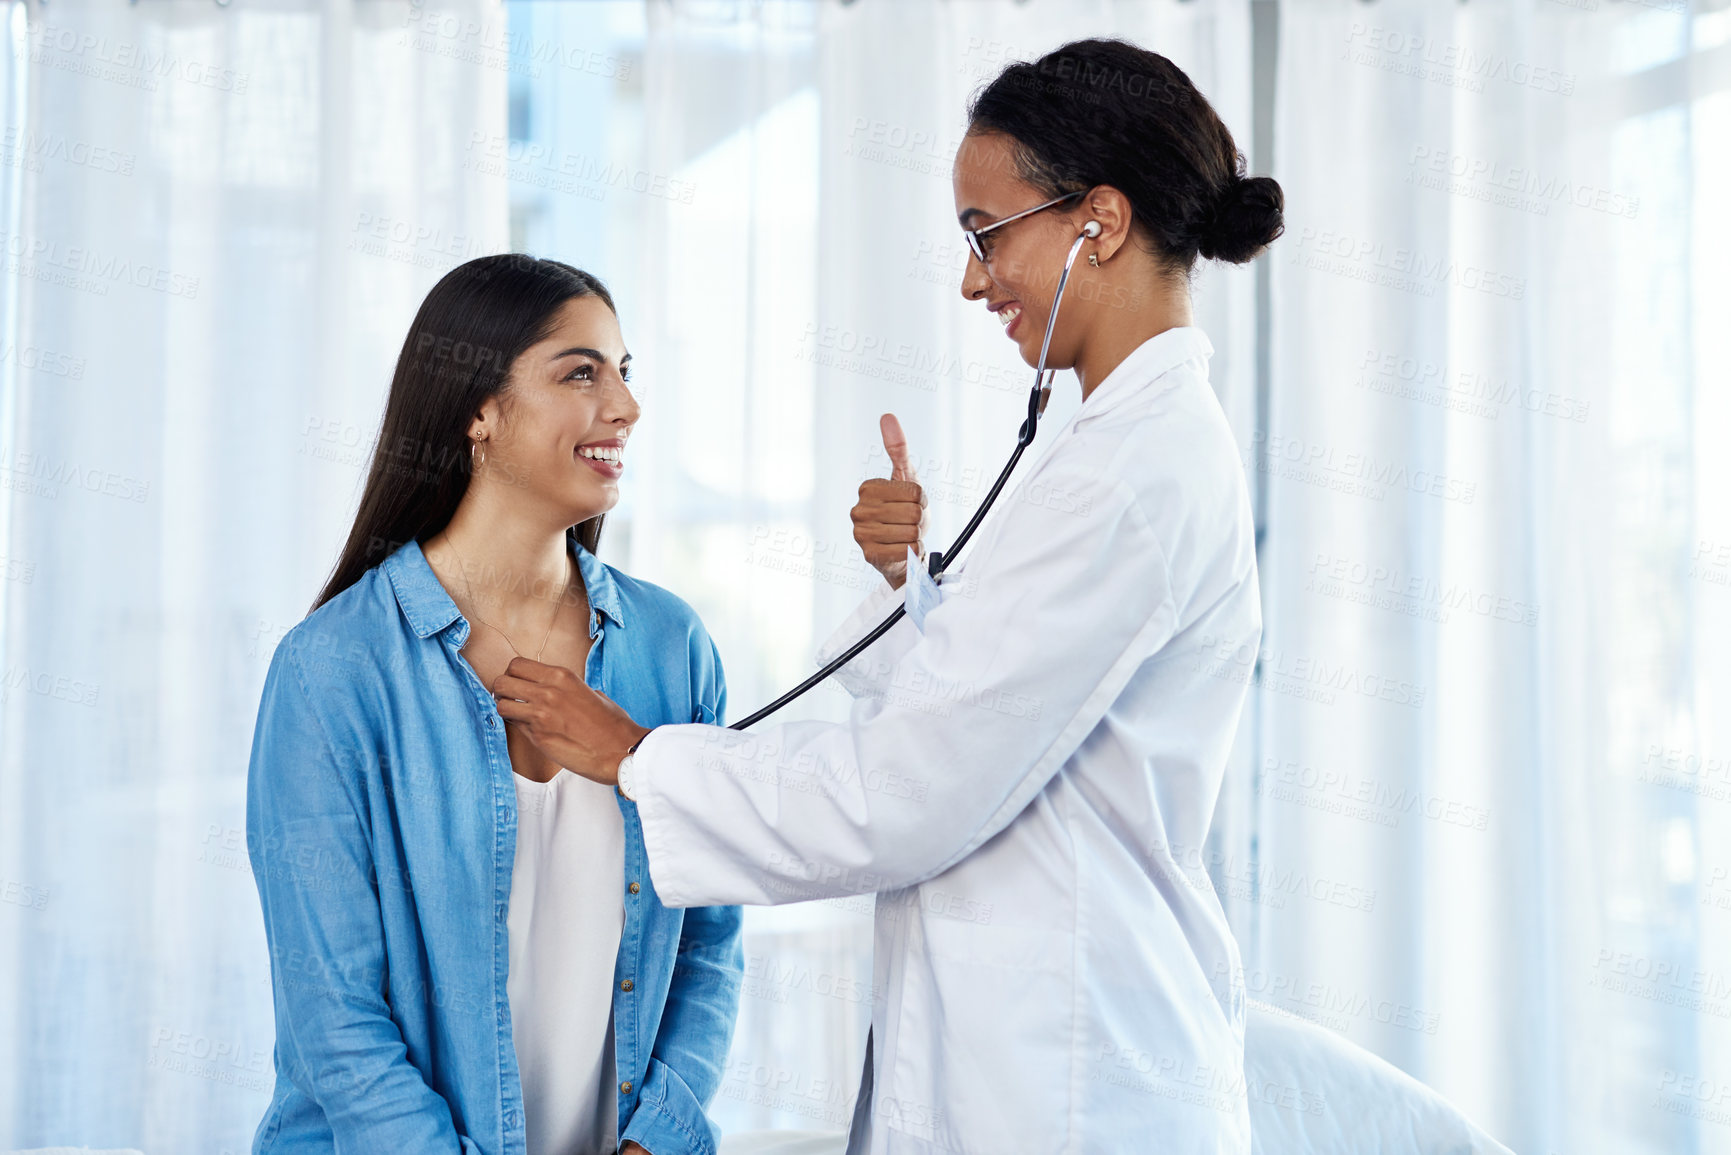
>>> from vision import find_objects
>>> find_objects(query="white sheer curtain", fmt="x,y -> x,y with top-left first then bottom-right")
1262,2 -> 1729,1152
0,0 -> 505,1149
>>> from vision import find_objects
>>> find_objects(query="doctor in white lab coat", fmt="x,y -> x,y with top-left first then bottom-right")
494,39 -> 1287,1155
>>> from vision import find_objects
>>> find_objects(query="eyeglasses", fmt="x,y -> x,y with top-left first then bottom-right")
961,190 -> 1088,264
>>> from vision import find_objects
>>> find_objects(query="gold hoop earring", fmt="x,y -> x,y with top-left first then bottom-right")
470,437 -> 486,474
1087,253 -> 1100,268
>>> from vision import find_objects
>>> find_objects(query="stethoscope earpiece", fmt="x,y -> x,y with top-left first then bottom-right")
1081,220 -> 1102,239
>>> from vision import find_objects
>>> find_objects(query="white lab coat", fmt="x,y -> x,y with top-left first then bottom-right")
632,326 -> 1260,1155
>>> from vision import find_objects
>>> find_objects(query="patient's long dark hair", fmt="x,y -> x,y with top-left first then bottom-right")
312,254 -> 617,612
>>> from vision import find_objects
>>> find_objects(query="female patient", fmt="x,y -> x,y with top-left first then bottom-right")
246,254 -> 741,1155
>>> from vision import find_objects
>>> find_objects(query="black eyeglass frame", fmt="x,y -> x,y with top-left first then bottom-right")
961,189 -> 1089,263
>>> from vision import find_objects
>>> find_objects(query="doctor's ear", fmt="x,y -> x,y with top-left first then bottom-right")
1080,186 -> 1134,263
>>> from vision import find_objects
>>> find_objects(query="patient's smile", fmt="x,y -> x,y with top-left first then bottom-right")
577,439 -> 625,478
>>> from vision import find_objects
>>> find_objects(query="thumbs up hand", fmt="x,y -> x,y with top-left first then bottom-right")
851,413 -> 929,590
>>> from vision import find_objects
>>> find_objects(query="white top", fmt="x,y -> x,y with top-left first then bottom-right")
508,768 -> 626,1155
631,327 -> 1260,1154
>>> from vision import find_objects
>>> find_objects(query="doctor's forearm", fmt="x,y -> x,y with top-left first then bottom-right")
629,716 -> 1007,907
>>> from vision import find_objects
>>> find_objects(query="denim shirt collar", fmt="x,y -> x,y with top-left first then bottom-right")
383,531 -> 627,644
575,537 -> 626,629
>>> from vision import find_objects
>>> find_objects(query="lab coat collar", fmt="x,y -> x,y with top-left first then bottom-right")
384,530 -> 625,644
1073,325 -> 1214,423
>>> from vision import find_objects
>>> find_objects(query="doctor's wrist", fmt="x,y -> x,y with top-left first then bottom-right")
616,728 -> 652,801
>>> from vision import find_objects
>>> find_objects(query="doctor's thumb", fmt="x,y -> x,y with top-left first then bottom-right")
880,413 -> 917,482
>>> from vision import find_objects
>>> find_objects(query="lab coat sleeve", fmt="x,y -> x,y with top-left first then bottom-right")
632,471 -> 1179,907
811,571 -> 919,699
623,632 -> 743,1155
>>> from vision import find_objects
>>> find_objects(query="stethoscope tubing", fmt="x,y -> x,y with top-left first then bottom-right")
730,229 -> 1094,730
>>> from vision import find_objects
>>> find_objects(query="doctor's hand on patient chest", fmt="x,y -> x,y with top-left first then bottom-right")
853,413 -> 929,591
491,657 -> 652,787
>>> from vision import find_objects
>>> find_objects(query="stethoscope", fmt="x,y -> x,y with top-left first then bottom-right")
731,219 -> 1103,730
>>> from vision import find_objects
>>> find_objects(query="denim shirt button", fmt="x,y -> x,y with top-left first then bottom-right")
486,715 -> 496,727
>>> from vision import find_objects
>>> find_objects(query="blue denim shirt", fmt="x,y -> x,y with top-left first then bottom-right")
246,535 -> 743,1155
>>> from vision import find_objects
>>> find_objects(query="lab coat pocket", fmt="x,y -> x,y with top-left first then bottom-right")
889,909 -> 1072,1155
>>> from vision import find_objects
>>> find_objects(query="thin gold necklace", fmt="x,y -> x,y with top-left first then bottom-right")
446,538 -> 570,661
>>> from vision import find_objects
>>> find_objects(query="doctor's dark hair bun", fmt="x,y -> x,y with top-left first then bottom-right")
1200,175 -> 1286,264
967,38 -> 1284,270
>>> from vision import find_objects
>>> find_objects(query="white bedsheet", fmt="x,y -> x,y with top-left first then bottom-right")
717,999 -> 1515,1155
